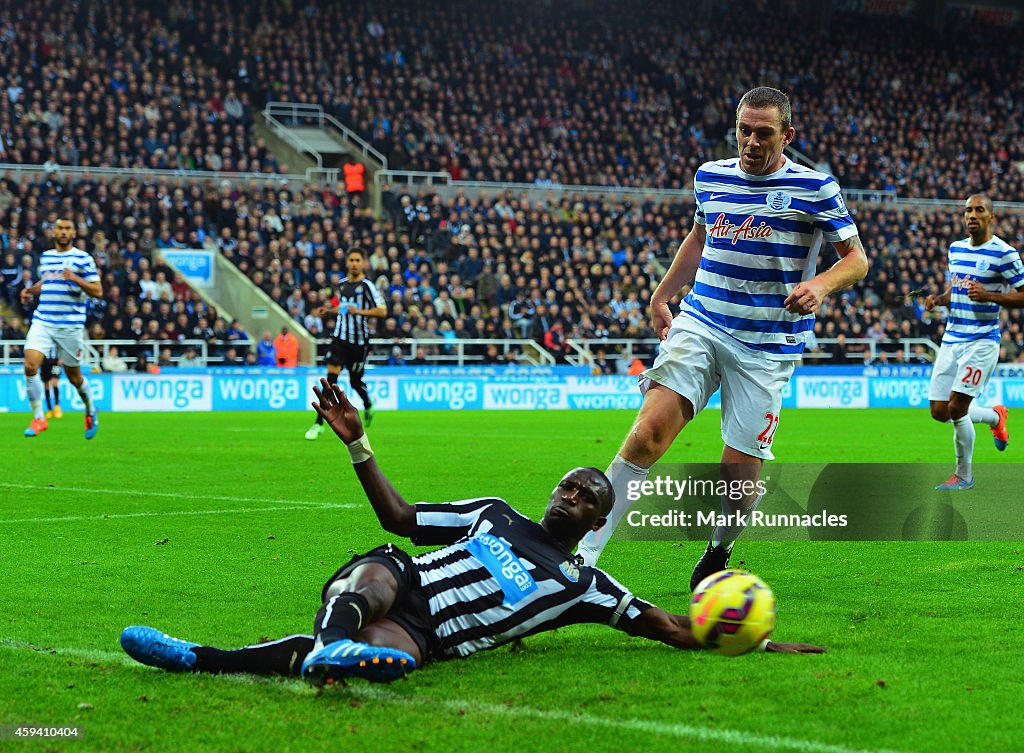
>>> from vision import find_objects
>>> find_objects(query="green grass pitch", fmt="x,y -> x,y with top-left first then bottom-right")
0,408 -> 1021,753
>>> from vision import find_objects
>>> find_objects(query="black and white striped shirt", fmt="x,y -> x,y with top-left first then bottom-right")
332,277 -> 386,346
410,498 -> 653,659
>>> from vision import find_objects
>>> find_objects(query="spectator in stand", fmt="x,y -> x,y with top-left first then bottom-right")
102,346 -> 129,373
256,332 -> 277,365
274,326 -> 300,368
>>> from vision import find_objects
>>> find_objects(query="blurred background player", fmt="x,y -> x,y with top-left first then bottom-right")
42,348 -> 62,419
19,217 -> 103,439
924,194 -> 1024,490
306,248 -> 386,439
576,87 -> 869,588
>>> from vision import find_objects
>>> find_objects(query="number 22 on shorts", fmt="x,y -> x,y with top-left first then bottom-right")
757,412 -> 779,450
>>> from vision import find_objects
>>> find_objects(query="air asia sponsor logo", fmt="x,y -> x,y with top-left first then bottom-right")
707,214 -> 774,245
465,533 -> 538,606
950,272 -> 977,290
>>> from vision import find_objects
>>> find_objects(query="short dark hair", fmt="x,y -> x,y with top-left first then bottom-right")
346,247 -> 365,260
736,87 -> 792,131
966,193 -> 993,212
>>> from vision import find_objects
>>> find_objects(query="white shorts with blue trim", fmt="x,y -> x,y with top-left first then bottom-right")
640,313 -> 795,460
25,320 -> 85,367
927,339 -> 999,401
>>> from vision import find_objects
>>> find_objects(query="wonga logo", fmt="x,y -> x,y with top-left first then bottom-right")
114,375 -> 212,411
464,533 -> 538,606
796,377 -> 867,408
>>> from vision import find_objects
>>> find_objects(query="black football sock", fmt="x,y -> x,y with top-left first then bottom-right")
44,388 -> 53,411
191,635 -> 314,676
350,370 -> 371,408
314,592 -> 370,646
52,386 -> 60,406
316,372 -> 340,425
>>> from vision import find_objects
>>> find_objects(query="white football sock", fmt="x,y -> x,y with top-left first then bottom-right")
968,404 -> 998,427
26,373 -> 45,420
576,455 -> 650,566
75,377 -> 95,416
952,415 -> 975,481
712,492 -> 764,550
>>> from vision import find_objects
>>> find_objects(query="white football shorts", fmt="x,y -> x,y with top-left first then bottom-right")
928,339 -> 999,401
640,313 -> 795,460
25,320 -> 85,367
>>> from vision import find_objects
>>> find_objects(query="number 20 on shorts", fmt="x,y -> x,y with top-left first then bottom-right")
962,366 -> 983,387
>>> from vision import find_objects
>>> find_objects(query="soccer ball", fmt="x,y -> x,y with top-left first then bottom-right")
689,569 -> 776,656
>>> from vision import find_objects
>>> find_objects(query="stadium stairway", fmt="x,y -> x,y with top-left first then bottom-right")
163,252 -> 318,366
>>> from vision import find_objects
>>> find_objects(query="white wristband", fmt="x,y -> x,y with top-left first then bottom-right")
758,638 -> 771,652
345,433 -> 373,464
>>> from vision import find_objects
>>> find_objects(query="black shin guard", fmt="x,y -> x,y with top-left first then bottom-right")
314,592 -> 371,646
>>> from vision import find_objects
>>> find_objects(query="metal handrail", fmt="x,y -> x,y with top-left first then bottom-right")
263,102 -> 388,169
0,339 -> 259,367
375,170 -> 453,187
0,335 -> 945,369
0,162 -> 309,189
262,110 -> 326,168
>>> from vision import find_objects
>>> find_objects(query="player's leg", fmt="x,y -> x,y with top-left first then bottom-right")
577,385 -> 693,566
22,347 -> 48,435
120,625 -> 314,675
962,344 -> 1008,450
43,362 -> 55,417
691,350 -> 793,589
577,317 -> 718,566
301,545 -> 418,683
936,341 -> 999,489
943,391 -> 976,489
50,363 -> 62,418
63,364 -> 99,440
54,327 -> 98,438
347,344 -> 374,426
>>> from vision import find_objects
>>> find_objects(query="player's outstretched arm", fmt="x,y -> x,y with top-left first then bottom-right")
312,378 -> 416,537
629,607 -> 826,654
650,223 -> 707,339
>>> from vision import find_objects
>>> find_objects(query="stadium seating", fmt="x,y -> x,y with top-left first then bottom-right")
3,0 -> 1023,200
2,171 -> 1024,366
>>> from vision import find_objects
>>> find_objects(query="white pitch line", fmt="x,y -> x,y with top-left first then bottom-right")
0,503 -> 355,524
0,640 -> 910,753
0,482 -> 352,509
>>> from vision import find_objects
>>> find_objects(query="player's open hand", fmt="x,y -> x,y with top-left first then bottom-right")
966,281 -> 991,303
784,280 -> 828,315
764,641 -> 827,654
312,378 -> 364,443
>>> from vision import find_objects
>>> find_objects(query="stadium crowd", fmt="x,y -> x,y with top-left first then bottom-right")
2,0 -> 1024,200
3,171 -> 1024,367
